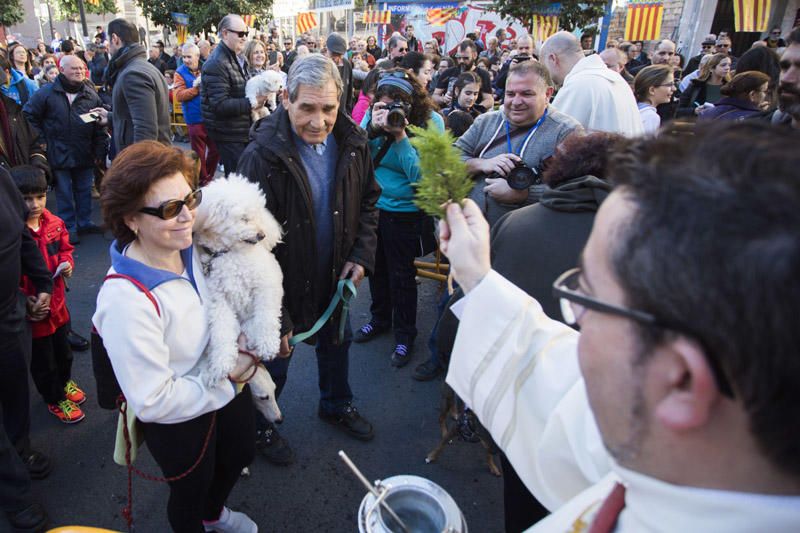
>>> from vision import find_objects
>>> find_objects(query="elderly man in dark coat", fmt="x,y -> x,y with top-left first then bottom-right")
238,55 -> 380,465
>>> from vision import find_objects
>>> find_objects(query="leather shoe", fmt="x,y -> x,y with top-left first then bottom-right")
412,359 -> 444,381
318,404 -> 374,441
18,449 -> 52,480
68,230 -> 80,245
6,503 -> 49,532
255,423 -> 295,466
67,329 -> 90,351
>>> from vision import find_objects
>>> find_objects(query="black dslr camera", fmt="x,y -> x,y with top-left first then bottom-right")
385,101 -> 411,129
488,161 -> 539,190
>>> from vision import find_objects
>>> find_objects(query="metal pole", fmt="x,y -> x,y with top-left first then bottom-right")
45,0 -> 55,40
77,0 -> 89,42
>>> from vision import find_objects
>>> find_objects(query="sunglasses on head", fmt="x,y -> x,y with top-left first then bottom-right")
227,29 -> 248,38
139,190 -> 202,220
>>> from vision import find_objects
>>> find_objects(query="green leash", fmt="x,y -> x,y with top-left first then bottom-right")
289,278 -> 357,347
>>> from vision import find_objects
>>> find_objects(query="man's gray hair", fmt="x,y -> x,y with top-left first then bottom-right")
387,34 -> 407,50
182,43 -> 199,55
287,54 -> 343,102
218,15 -> 244,35
508,59 -> 553,88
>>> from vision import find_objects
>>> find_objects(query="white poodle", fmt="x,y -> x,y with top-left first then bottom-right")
246,70 -> 285,122
193,174 -> 285,423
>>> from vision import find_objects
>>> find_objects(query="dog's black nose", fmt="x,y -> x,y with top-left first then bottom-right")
256,232 -> 265,241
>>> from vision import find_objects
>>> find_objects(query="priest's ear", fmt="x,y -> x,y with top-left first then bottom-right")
653,336 -> 724,432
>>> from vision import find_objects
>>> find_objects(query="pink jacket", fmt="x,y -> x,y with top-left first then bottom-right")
351,91 -> 372,126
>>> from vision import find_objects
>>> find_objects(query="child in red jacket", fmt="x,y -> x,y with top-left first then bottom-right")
12,166 -> 86,424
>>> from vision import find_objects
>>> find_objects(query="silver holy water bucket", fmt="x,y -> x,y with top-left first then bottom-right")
357,475 -> 467,533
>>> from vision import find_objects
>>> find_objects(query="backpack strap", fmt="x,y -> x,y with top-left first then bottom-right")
103,273 -> 161,317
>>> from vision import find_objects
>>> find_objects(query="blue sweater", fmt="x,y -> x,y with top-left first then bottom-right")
361,110 -> 445,212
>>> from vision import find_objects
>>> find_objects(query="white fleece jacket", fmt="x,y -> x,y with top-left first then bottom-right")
92,243 -> 235,424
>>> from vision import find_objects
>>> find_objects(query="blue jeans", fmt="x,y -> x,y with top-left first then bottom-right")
256,317 -> 354,431
54,168 -> 94,231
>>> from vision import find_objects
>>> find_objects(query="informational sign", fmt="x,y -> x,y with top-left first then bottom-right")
312,0 -> 355,13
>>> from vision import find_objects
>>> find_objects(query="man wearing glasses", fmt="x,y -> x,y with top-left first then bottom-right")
434,39 -> 494,110
439,122 -> 800,531
376,34 -> 408,68
200,15 -> 267,176
715,35 -> 738,68
764,26 -> 786,49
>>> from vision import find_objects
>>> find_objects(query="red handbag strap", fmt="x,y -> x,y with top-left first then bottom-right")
103,273 -> 161,317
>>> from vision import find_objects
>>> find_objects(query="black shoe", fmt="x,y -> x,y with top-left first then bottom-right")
77,223 -> 104,235
353,322 -> 388,343
318,404 -> 374,441
18,450 -> 52,480
412,359 -> 444,381
255,424 -> 295,466
6,503 -> 49,533
67,329 -> 90,352
68,230 -> 80,245
390,343 -> 412,368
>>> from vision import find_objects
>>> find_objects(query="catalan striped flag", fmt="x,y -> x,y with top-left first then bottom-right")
427,7 -> 458,26
296,12 -> 318,34
733,0 -> 771,32
532,14 -> 559,42
624,1 -> 664,41
241,15 -> 256,28
362,9 -> 391,24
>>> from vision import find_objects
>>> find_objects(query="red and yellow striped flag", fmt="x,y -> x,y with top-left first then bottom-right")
362,9 -> 391,24
241,15 -> 256,28
427,8 -> 458,26
733,0 -> 771,32
532,14 -> 559,42
296,12 -> 318,34
624,1 -> 664,41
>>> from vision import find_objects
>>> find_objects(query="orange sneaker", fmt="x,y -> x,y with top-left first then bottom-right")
47,399 -> 85,424
64,380 -> 86,405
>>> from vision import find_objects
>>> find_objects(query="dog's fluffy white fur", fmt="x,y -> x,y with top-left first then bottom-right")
193,174 -> 284,422
245,70 -> 284,122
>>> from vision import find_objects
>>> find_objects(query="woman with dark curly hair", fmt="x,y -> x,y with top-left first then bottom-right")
354,69 -> 444,367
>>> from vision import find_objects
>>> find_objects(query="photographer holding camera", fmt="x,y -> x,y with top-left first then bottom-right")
455,60 -> 582,226
355,69 -> 444,367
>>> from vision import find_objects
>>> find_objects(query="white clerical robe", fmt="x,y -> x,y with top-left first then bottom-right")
448,270 -> 800,532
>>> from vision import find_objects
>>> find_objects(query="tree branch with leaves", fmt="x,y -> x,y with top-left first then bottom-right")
134,0 -> 273,36
491,0 -> 607,33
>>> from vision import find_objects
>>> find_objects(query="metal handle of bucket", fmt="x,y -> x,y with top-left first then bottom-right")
365,483 -> 392,533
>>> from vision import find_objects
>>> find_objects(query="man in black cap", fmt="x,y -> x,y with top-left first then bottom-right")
685,35 -> 717,75
325,33 -> 354,113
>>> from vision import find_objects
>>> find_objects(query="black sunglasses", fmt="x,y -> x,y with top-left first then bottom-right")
552,268 -> 735,398
139,190 -> 202,220
227,29 -> 248,38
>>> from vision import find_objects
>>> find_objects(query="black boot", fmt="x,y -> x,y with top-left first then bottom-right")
255,423 -> 295,466
6,503 -> 49,532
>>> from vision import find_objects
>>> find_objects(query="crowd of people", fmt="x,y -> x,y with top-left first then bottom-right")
1,11 -> 799,533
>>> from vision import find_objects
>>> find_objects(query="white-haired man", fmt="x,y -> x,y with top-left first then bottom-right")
540,31 -> 642,135
238,55 -> 381,464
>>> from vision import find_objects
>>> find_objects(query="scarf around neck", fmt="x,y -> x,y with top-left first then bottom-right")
105,43 -> 146,87
57,73 -> 83,93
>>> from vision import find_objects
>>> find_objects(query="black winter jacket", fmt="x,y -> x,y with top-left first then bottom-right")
237,107 -> 381,337
0,94 -> 49,178
200,42 -> 252,143
23,77 -> 107,170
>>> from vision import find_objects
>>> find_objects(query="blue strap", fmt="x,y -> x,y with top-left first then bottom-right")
289,278 -> 357,346
505,108 -> 548,156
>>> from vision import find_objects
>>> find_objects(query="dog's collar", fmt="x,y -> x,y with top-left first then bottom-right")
199,245 -> 229,259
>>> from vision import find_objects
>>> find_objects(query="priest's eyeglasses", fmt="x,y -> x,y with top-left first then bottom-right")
552,268 -> 734,398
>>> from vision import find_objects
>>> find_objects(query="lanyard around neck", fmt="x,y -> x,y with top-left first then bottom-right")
505,108 -> 548,156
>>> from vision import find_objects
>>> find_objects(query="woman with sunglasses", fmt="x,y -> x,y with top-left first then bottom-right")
93,141 -> 258,532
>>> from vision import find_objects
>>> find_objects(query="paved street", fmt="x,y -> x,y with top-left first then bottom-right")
5,191 -> 504,532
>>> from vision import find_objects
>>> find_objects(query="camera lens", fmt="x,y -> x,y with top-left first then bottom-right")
505,164 -> 537,190
387,107 -> 406,129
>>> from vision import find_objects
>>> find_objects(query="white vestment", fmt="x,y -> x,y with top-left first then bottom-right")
448,270 -> 800,532
551,54 -> 644,137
